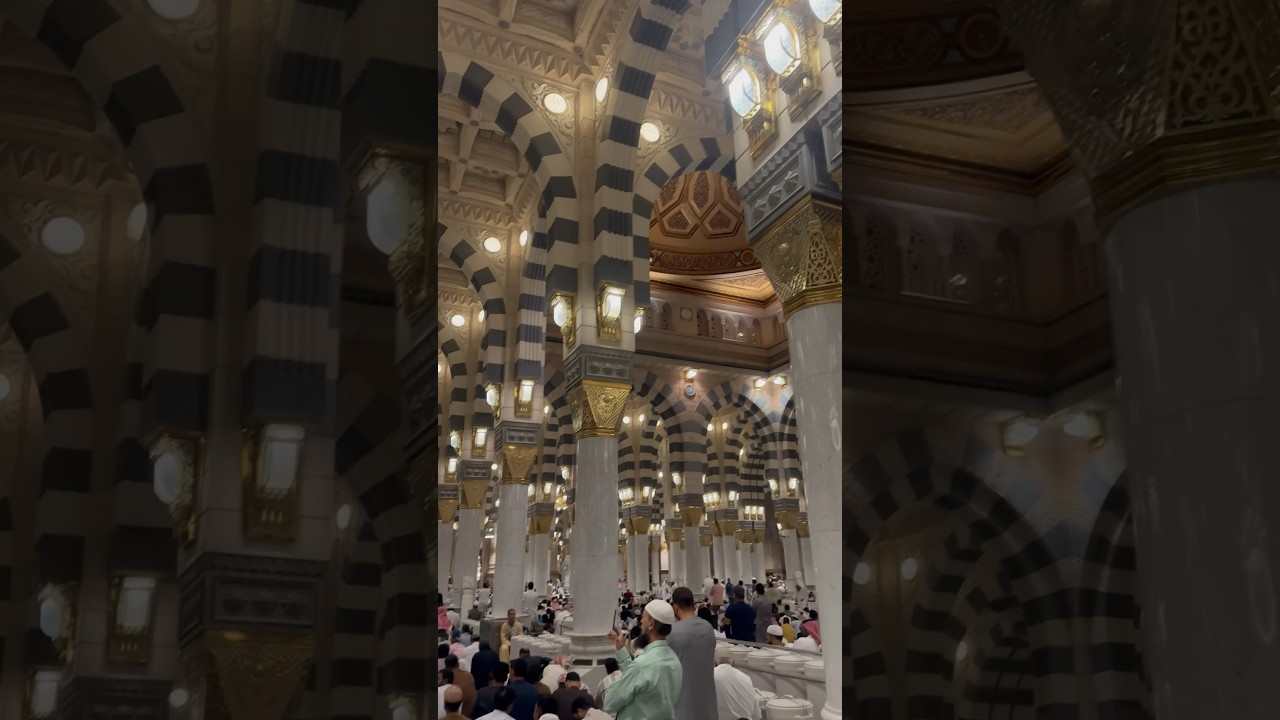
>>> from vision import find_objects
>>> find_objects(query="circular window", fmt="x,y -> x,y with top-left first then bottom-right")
483,236 -> 503,253
126,202 -> 148,241
147,0 -> 200,20
595,77 -> 609,102
639,122 -> 661,143
40,217 -> 86,255
0,373 -> 9,401
544,92 -> 568,114
449,313 -> 466,328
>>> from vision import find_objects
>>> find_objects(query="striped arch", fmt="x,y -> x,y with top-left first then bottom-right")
439,222 -> 510,388
326,513 -> 384,716
438,330 -> 470,443
334,375 -> 427,698
694,381 -> 771,478
0,0 -> 217,435
630,371 -> 689,473
631,135 -> 737,300
1082,474 -> 1150,719
438,51 -> 579,390
241,0 -> 345,424
846,428 -> 1075,719
779,394 -> 801,489
592,0 -> 696,305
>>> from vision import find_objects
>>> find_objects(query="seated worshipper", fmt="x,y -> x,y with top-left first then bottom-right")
461,632 -> 481,669
779,616 -> 797,644
500,608 -> 524,662
471,661 -> 510,718
448,604 -> 462,630
444,654 -> 478,716
539,663 -> 566,695
440,594 -> 453,633
723,585 -> 757,642
765,624 -> 791,647
594,656 -> 622,706
451,630 -> 468,658
442,684 -> 469,720
713,645 -> 759,720
438,670 -> 456,718
603,599 -> 683,720
519,648 -> 554,678
505,658 -> 541,720
667,586 -> 717,720
537,695 -> 560,720
475,686 -> 518,720
551,671 -> 594,720
571,695 -> 612,720
477,582 -> 493,613
792,630 -> 819,653
802,609 -> 821,646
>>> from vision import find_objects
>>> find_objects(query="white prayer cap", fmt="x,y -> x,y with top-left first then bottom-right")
644,599 -> 677,625
767,624 -> 784,637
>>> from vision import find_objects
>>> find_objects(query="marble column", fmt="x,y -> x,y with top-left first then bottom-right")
627,535 -> 647,592
779,529 -> 801,589
438,521 -> 455,596
699,529 -> 713,589
458,463 -> 492,612
492,431 -> 538,618
799,517 -> 816,591
677,489 -> 706,595
994,7 -> 1280,717
650,538 -> 661,588
754,194 -> 842,719
665,522 -> 685,586
564,351 -> 631,661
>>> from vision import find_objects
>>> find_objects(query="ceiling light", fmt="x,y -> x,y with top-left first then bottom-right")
449,314 -> 465,327
900,557 -> 918,580
126,203 -> 148,241
1004,418 -> 1040,446
754,378 -> 766,389
623,416 -> 631,425
336,503 -> 351,531
478,310 -> 486,324
0,373 -> 9,401
1062,411 -> 1097,438
595,77 -> 609,102
544,92 -> 568,114
955,641 -> 968,662
773,375 -> 785,385
685,369 -> 698,380
853,562 -> 872,585
168,688 -> 190,707
483,236 -> 502,253
639,122 -> 660,142
519,230 -> 529,247
41,217 -> 86,255
148,0 -> 200,20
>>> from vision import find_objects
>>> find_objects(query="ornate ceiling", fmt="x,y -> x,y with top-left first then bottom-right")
437,95 -> 531,219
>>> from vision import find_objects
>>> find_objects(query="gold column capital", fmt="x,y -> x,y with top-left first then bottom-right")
624,516 -> 652,535
698,532 -> 714,548
567,378 -> 630,439
529,514 -> 554,535
752,195 -> 842,317
776,510 -> 799,530
796,521 -> 810,539
498,444 -> 538,484
186,631 -> 316,720
459,478 -> 488,509
438,499 -> 458,525
995,0 -> 1280,228
680,506 -> 704,527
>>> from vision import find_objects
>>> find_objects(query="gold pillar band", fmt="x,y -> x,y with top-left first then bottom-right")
752,195 -> 842,318
198,631 -> 316,720
698,533 -> 713,548
567,378 -> 630,439
438,499 -> 458,525
664,527 -> 683,543
796,522 -> 810,539
624,516 -> 652,535
460,479 -> 488,509
776,510 -> 798,530
680,506 -> 704,527
529,514 -> 554,535
499,444 -> 537,484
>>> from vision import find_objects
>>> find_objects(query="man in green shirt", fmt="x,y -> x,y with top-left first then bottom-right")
603,599 -> 683,720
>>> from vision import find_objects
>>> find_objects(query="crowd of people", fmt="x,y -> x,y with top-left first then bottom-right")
437,573 -> 819,720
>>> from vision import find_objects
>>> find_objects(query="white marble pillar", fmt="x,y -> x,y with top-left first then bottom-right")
799,533 -> 816,590
780,529 -> 801,589
455,508 -> 484,610
627,535 -> 646,592
493,482 -> 529,617
699,543 -> 711,586
530,533 -> 551,590
670,539 -> 684,586
788,302 -> 842,719
753,543 -> 765,585
650,542 -> 661,589
438,523 -> 455,596
569,436 -> 621,657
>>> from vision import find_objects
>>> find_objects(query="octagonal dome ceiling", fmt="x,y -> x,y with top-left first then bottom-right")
647,170 -> 755,276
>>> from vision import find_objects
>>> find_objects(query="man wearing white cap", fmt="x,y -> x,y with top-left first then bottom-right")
604,599 -> 683,719
765,624 -> 791,648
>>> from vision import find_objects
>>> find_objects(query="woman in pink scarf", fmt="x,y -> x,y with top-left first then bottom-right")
437,593 -> 452,633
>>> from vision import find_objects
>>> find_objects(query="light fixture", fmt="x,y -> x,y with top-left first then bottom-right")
754,378 -> 766,389
721,422 -> 729,430
450,313 -> 465,327
108,576 -> 158,664
638,413 -> 645,424
595,77 -> 609,101
491,462 -> 499,471
515,378 -> 535,417
639,122 -> 660,142
485,382 -> 502,414
788,477 -> 798,495
773,375 -> 786,385
955,641 -> 969,662
472,427 -> 488,458
168,688 -> 190,708
544,403 -> 551,416
528,484 -> 535,498
483,236 -> 502,253
672,472 -> 681,486
478,309 -> 486,324
449,432 -> 461,451
147,0 -> 200,20
763,22 -> 799,74
900,557 -> 918,580
596,283 -> 626,340
550,292 -> 576,347
543,481 -> 553,497
768,478 -> 778,494
561,466 -> 570,480
149,434 -> 199,545
634,307 -> 645,334
519,229 -> 529,247
1002,417 -> 1041,455
40,216 -> 86,255
807,0 -> 840,24
853,562 -> 872,585
366,176 -> 406,255
544,92 -> 568,114
707,423 -> 714,432
126,202 -> 148,241
685,369 -> 698,380
622,416 -> 631,425
243,424 -> 306,540
336,503 -> 352,530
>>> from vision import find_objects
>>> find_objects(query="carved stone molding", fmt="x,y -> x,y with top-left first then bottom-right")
493,421 -> 541,448
739,122 -> 839,238
498,443 -> 538,484
567,379 -> 630,439
849,6 -> 1024,90
563,345 -> 633,390
58,677 -> 171,720
995,0 -> 1280,226
181,630 -> 315,720
176,553 -> 326,646
752,195 -> 842,317
440,16 -> 587,83
517,78 -> 578,150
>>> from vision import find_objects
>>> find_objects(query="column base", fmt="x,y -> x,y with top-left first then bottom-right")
565,634 -> 617,689
821,704 -> 841,720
